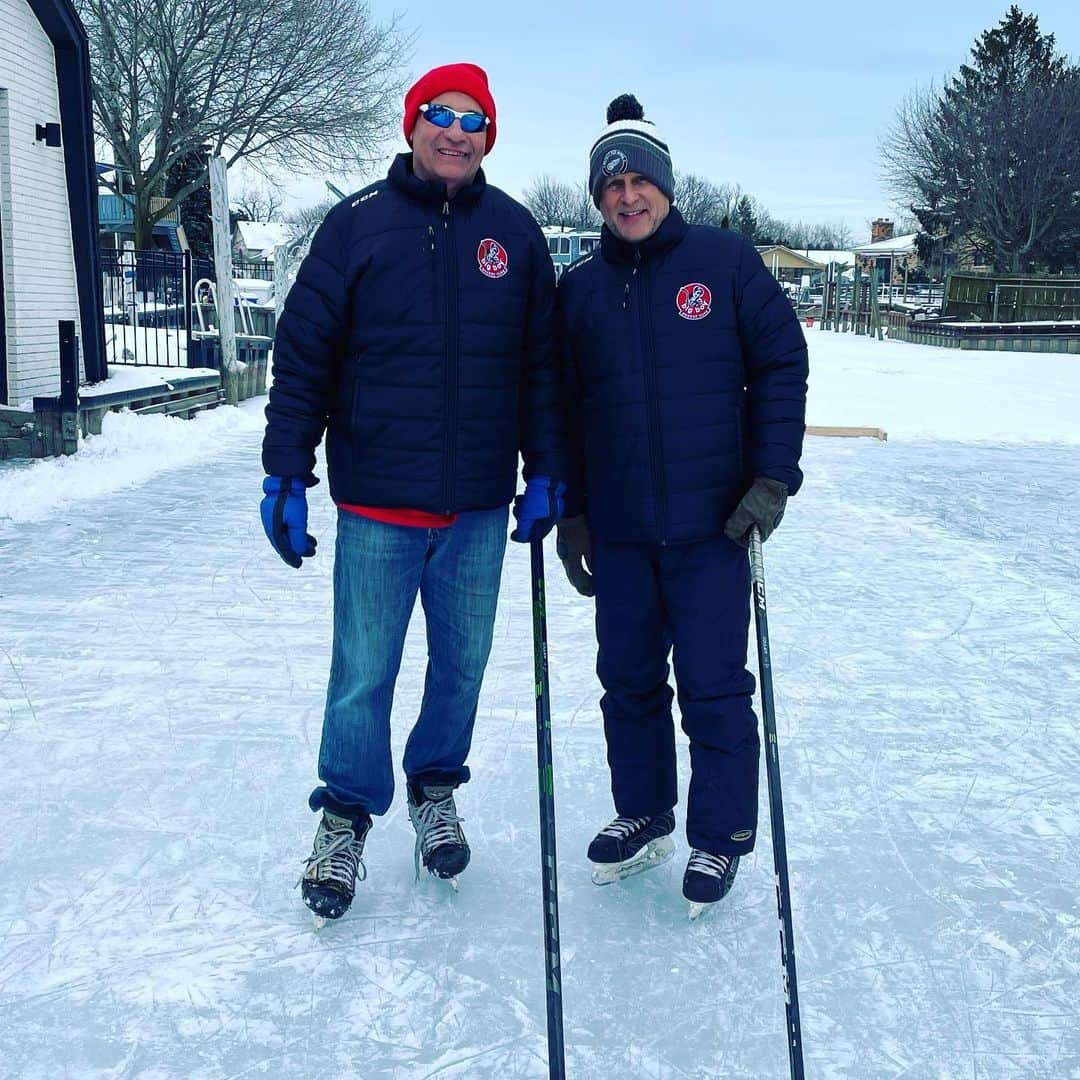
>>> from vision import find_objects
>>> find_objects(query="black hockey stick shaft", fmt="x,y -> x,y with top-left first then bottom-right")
750,527 -> 805,1080
529,539 -> 567,1079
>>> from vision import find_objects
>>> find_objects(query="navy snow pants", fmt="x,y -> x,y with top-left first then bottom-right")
591,535 -> 760,856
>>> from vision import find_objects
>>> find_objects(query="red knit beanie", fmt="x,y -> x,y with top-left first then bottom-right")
403,63 -> 497,154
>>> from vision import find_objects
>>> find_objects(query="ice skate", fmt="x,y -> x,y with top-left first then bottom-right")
588,810 -> 676,886
298,809 -> 372,928
407,780 -> 470,887
684,849 -> 739,920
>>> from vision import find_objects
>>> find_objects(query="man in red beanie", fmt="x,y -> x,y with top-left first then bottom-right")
262,63 -> 568,925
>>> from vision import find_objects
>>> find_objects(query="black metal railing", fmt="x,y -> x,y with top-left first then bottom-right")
100,249 -> 193,368
233,259 -> 274,281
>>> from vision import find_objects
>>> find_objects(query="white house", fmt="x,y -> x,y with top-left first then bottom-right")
0,0 -> 104,408
233,221 -> 291,263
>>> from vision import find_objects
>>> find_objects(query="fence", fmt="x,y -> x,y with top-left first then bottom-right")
100,248 -> 193,368
944,272 -> 1080,322
233,259 -> 274,281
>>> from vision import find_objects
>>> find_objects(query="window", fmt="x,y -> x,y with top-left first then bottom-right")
558,237 -> 571,255
579,237 -> 597,254
548,238 -> 560,254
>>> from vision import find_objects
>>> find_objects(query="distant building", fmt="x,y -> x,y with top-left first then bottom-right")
754,245 -> 827,285
233,221 -> 290,263
853,220 -> 920,284
543,226 -> 601,279
96,164 -> 182,252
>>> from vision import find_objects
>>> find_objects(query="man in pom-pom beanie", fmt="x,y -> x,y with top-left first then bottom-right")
263,63 -> 569,924
556,93 -> 808,915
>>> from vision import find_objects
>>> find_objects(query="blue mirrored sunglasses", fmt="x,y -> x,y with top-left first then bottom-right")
419,102 -> 489,135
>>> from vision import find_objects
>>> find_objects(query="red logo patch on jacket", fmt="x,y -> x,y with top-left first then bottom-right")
676,282 -> 712,320
478,238 -> 509,279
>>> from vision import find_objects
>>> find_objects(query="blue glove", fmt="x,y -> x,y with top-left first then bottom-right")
261,476 -> 317,568
511,476 -> 566,543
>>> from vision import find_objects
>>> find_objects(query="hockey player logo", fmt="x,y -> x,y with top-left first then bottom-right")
676,282 -> 712,321
602,148 -> 628,176
477,238 -> 509,279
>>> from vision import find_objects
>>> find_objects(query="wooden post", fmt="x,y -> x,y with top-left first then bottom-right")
834,265 -> 842,332
870,269 -> 884,340
852,264 -> 862,334
58,320 -> 79,456
273,243 -> 289,324
209,156 -> 239,405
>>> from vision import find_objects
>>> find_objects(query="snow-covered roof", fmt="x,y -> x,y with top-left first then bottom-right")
853,233 -> 919,256
755,245 -> 826,269
541,225 -> 601,237
234,221 -> 290,253
802,249 -> 854,266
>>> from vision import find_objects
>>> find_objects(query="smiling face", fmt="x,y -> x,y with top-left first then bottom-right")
598,171 -> 671,243
409,90 -> 487,199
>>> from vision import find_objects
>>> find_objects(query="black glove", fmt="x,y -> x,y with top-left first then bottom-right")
555,515 -> 593,597
724,477 -> 788,547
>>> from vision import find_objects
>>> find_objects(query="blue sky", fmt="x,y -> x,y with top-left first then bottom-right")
279,1 -> 1080,242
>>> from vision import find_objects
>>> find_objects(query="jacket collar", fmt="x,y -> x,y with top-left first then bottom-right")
600,205 -> 688,265
387,152 -> 486,208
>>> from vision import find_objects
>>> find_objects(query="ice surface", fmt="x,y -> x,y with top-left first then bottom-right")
1,332 -> 1078,1077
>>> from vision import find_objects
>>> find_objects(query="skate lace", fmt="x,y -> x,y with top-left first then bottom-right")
686,849 -> 734,879
296,818 -> 368,891
409,795 -> 465,880
599,815 -> 649,840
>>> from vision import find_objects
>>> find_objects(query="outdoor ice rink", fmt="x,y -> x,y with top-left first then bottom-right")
1,332 -> 1079,1078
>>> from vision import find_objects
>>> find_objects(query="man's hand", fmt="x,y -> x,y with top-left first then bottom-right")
261,476 -> 318,568
511,476 -> 565,543
723,477 -> 788,547
556,515 -> 593,596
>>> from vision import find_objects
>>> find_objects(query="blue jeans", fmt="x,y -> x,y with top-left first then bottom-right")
310,506 -> 508,817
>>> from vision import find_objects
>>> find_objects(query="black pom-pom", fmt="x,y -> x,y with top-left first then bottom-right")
607,94 -> 644,124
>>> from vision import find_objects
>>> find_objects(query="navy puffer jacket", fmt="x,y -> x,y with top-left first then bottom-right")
262,154 -> 563,514
558,208 -> 808,545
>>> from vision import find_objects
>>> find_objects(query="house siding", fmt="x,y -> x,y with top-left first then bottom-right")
0,0 -> 82,406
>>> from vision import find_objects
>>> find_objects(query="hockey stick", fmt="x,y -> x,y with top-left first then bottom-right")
750,526 -> 805,1079
529,538 -> 567,1079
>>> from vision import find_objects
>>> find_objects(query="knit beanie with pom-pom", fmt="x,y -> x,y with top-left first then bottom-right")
588,94 -> 674,205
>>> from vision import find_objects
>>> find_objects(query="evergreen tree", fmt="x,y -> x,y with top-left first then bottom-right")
883,7 -> 1080,273
732,195 -> 758,242
165,141 -> 212,261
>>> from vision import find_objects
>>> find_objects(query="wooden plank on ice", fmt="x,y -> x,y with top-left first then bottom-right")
806,425 -> 888,441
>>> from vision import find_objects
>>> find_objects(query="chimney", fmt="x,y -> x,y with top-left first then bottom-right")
871,218 -> 894,244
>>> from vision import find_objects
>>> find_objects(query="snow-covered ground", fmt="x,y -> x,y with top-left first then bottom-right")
1,331 -> 1078,1078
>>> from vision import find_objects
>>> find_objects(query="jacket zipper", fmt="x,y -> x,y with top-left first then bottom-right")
635,253 -> 668,543
441,200 -> 459,514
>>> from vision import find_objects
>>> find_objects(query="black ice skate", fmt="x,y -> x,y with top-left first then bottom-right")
588,810 -> 676,886
683,849 -> 740,920
298,809 -> 371,929
407,781 -> 470,888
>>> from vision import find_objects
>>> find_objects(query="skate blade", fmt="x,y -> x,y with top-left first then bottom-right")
312,915 -> 328,930
688,900 -> 714,921
591,835 -> 675,886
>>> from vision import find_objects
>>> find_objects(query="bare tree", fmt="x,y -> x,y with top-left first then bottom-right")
80,0 -> 411,247
673,172 -> 726,226
234,179 -> 283,224
286,196 -> 339,244
522,174 -> 601,229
